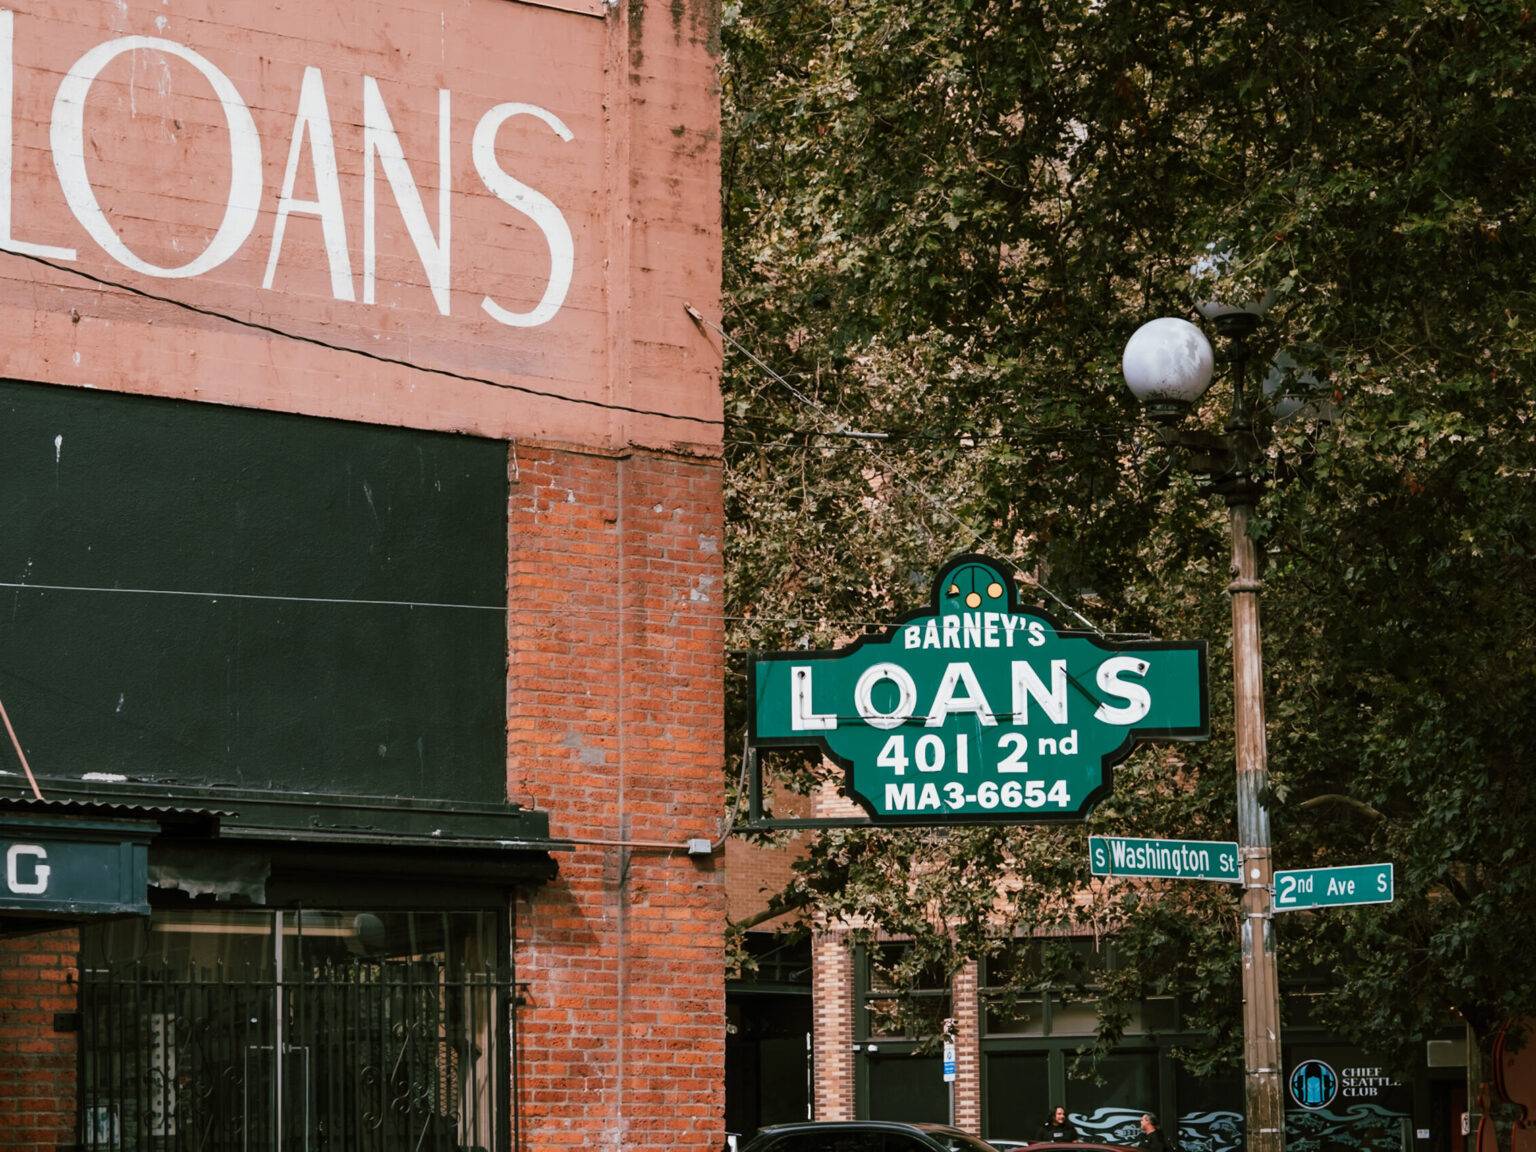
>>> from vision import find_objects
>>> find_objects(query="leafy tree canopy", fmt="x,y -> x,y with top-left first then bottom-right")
721,0 -> 1535,1086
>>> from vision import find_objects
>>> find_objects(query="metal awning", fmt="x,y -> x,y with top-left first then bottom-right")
1,783 -> 569,935
3,779 -> 569,852
0,794 -> 227,830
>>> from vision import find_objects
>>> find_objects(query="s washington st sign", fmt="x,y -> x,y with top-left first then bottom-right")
749,555 -> 1209,823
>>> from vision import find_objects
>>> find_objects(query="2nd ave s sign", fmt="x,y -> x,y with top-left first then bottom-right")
750,555 -> 1209,823
1273,863 -> 1395,911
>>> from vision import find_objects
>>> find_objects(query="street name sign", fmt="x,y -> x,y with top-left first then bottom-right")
1089,836 -> 1240,882
1273,863 -> 1394,911
750,554 -> 1208,823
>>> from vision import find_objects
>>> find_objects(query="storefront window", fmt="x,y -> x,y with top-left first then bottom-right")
1044,940 -> 1111,1037
982,1052 -> 1051,1141
981,943 -> 1045,1036
78,908 -> 510,1152
1050,995 -> 1104,1036
861,944 -> 952,1040
1283,1046 -> 1413,1152
981,940 -> 1177,1038
1142,995 -> 1178,1033
1283,987 -> 1329,1029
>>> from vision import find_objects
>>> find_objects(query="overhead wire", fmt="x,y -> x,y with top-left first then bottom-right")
724,420 -> 1123,445
0,579 -> 737,633
0,580 -> 506,613
722,434 -> 1117,450
4,580 -> 1141,649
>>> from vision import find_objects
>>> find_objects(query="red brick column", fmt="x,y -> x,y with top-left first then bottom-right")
509,446 -> 725,1152
812,929 -> 856,1120
0,929 -> 80,1152
953,961 -> 982,1134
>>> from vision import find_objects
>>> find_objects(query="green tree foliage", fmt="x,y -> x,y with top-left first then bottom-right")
721,0 -> 1536,1085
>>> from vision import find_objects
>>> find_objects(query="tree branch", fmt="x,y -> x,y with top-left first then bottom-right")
1296,793 -> 1387,822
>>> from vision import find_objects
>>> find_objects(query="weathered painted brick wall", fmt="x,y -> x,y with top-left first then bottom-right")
0,0 -> 721,452
509,445 -> 725,1152
497,67 -> 727,1152
0,930 -> 79,1152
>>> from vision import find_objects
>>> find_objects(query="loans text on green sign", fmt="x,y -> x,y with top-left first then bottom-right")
750,555 -> 1209,823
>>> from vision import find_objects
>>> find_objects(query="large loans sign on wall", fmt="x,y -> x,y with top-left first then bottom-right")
751,556 -> 1208,822
0,0 -> 722,448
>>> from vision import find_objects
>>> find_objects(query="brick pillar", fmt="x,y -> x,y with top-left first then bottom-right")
0,929 -> 80,1152
812,928 -> 855,1120
508,446 -> 725,1152
953,961 -> 982,1134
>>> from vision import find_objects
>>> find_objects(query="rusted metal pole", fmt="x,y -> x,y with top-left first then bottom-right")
1229,494 -> 1286,1152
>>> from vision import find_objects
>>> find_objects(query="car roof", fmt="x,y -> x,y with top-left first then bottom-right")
746,1122 -> 985,1144
753,1123 -> 952,1134
912,1126 -> 982,1136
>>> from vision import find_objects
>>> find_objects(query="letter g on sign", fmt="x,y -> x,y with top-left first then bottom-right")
6,843 -> 50,895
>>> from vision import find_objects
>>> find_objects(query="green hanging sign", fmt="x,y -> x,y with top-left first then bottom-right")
750,555 -> 1209,823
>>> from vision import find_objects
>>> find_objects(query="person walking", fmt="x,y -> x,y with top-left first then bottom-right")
1035,1107 -> 1078,1143
1137,1113 -> 1173,1152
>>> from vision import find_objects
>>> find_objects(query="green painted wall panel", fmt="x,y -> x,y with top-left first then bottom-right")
0,380 -> 508,806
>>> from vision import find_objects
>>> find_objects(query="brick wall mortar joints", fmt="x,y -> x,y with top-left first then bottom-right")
812,928 -> 855,1121
488,435 -> 725,1150
955,960 -> 981,1132
0,930 -> 79,1151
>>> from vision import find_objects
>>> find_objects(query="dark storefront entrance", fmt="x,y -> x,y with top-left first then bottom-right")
727,934 -> 813,1139
77,909 -> 510,1152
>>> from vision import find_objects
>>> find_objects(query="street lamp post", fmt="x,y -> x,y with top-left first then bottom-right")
1122,310 -> 1287,1152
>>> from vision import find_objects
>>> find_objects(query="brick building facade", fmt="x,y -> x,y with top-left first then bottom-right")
0,2 -> 725,1150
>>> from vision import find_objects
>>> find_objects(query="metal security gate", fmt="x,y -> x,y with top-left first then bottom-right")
78,911 -> 512,1152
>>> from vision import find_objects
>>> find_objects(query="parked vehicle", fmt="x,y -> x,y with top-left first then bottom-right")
742,1121 -> 1003,1152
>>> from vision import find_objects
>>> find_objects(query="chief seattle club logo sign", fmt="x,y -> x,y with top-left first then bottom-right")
1289,1060 -> 1339,1110
749,555 -> 1209,823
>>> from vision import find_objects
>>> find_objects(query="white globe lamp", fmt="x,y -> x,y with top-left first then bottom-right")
1121,317 -> 1214,422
